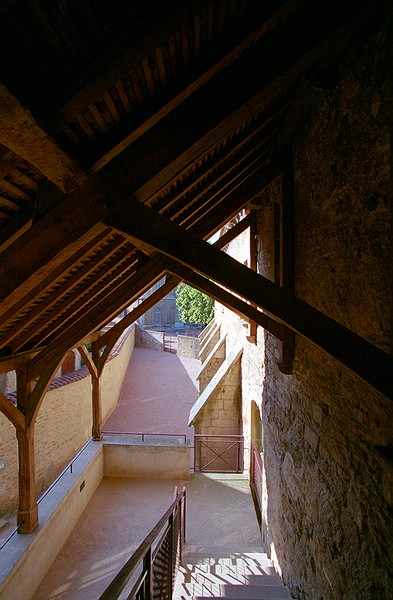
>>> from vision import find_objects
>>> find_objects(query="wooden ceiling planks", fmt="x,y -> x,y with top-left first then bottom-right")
0,0 -> 388,402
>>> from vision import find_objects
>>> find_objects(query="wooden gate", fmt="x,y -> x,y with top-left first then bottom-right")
163,333 -> 177,353
194,434 -> 244,473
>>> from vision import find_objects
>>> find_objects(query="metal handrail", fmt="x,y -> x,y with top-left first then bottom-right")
38,437 -> 93,504
103,430 -> 188,443
0,521 -> 23,550
99,487 -> 186,600
0,437 -> 93,551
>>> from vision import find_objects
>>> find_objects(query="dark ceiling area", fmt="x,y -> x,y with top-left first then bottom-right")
0,0 -> 391,399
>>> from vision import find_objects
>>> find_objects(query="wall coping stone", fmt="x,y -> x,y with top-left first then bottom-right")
5,325 -> 134,404
189,345 -> 243,426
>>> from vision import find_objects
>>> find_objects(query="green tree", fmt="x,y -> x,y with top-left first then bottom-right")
176,283 -> 214,325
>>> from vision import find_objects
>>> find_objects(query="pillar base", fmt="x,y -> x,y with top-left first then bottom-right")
17,504 -> 38,534
92,427 -> 103,441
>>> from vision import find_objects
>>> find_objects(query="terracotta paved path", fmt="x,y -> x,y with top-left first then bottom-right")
31,347 -> 262,600
104,346 -> 200,441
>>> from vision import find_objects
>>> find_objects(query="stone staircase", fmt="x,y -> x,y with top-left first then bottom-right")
174,546 -> 292,599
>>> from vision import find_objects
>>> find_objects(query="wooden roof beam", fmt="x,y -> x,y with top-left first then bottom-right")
0,229 -> 112,335
9,244 -> 138,354
88,0 -> 304,173
104,196 -> 393,400
0,174 -> 128,319
167,260 -> 283,340
0,235 -> 129,352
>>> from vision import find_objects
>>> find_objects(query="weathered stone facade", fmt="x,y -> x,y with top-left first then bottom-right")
177,334 -> 200,359
135,324 -> 164,351
215,17 -> 392,600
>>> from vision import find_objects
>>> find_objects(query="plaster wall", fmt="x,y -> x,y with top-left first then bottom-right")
104,443 -> 190,480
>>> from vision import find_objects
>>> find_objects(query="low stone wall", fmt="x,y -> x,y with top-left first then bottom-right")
177,334 -> 200,359
135,325 -> 164,351
0,326 -> 135,518
0,441 -> 104,600
104,442 -> 190,480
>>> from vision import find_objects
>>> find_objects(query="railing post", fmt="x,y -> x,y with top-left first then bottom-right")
144,547 -> 153,600
169,511 -> 174,600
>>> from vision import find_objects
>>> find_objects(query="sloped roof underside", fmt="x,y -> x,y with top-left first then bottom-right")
0,0 -> 391,399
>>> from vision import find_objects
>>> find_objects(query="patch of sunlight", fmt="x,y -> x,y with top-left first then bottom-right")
88,546 -> 134,571
270,541 -> 282,577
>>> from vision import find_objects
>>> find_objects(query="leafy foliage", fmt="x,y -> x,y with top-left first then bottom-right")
176,284 -> 214,325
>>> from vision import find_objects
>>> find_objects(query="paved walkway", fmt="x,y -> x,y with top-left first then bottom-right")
104,347 -> 200,441
31,346 -> 262,599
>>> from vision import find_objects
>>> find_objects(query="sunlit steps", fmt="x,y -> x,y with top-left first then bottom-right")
174,547 -> 292,599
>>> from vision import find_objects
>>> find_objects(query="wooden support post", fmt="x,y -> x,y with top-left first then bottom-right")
91,341 -> 103,441
16,425 -> 38,533
15,366 -> 38,534
78,340 -> 106,440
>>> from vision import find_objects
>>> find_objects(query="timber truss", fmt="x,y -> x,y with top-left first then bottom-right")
0,0 -> 391,532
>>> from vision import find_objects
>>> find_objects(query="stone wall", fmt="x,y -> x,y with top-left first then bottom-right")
192,353 -> 242,436
0,326 -> 135,518
177,334 -> 200,359
135,325 -> 164,351
197,335 -> 226,393
217,15 -> 392,599
261,18 -> 392,600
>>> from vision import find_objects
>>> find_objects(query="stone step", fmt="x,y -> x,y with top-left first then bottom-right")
182,549 -> 273,564
177,565 -> 280,585
174,581 -> 291,598
222,584 -> 292,598
175,546 -> 292,600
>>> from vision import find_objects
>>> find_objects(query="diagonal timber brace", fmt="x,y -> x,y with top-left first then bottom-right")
104,197 -> 393,400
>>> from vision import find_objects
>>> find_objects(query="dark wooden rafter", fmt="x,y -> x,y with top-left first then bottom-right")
107,0 -> 360,208
10,242 -> 137,354
195,161 -> 281,241
28,256 -> 170,380
173,150 -> 272,229
0,83 -> 86,192
24,247 -> 139,353
87,0 -> 303,173
0,233 -> 129,351
104,196 -> 393,400
148,102 -> 288,214
0,176 -> 115,317
0,0 -> 347,332
0,391 -> 24,431
97,212 -> 265,357
0,228 -> 111,339
167,260 -> 283,340
46,0 -> 217,132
